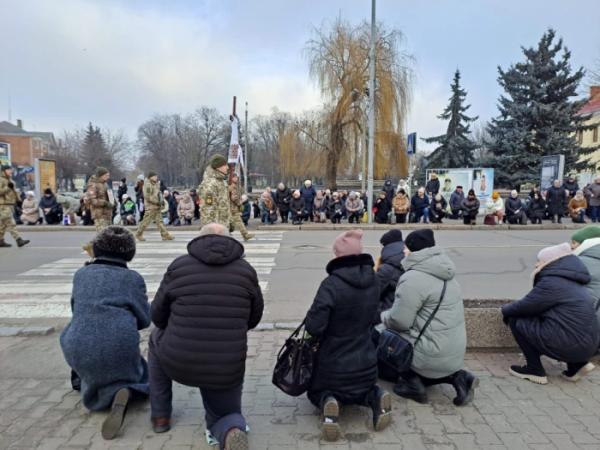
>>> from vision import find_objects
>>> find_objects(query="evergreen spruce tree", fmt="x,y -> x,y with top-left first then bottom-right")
488,29 -> 587,188
81,122 -> 112,175
424,70 -> 478,169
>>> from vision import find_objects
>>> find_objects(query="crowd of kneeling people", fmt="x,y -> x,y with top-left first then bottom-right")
59,223 -> 600,448
256,175 -> 600,226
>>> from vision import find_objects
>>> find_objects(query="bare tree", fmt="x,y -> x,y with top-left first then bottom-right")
590,56 -> 600,86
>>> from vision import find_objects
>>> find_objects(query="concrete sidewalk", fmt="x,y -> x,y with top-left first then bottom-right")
1,329 -> 600,450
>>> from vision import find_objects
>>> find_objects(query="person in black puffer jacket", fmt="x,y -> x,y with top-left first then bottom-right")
305,229 -> 392,442
375,229 -> 404,320
502,243 -> 600,385
148,223 -> 264,449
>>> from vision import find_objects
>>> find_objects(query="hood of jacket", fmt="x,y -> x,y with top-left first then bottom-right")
535,254 -> 591,286
326,254 -> 375,288
402,246 -> 455,281
574,238 -> 600,259
381,240 -> 404,268
187,234 -> 244,265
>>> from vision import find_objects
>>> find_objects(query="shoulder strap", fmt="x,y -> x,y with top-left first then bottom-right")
414,280 -> 447,346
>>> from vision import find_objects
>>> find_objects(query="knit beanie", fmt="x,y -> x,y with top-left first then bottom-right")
405,229 -> 435,253
380,229 -> 403,246
92,226 -> 136,262
147,171 -> 157,179
210,154 -> 228,170
492,191 -> 500,200
333,229 -> 364,258
1,164 -> 11,172
537,242 -> 571,265
95,166 -> 109,178
571,226 -> 600,244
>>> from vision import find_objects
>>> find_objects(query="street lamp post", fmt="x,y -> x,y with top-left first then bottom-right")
367,0 -> 377,223
244,102 -> 249,193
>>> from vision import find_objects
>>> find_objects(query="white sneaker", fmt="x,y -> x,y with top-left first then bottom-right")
562,363 -> 596,382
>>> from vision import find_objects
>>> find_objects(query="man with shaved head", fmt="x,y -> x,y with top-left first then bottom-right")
148,223 -> 263,449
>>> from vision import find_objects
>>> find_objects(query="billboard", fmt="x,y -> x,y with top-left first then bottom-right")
34,158 -> 57,199
0,142 -> 10,165
540,155 -> 565,191
427,168 -> 495,206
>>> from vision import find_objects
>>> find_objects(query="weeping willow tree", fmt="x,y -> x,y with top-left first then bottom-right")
281,18 -> 413,188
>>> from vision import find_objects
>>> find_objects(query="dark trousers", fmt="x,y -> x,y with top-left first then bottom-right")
508,318 -> 588,374
463,213 -> 477,225
307,385 -> 380,410
395,213 -> 407,224
148,340 -> 245,449
450,208 -> 462,220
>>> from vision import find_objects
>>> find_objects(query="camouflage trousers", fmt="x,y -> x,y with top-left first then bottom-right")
94,218 -> 111,233
136,209 -> 170,238
0,205 -> 20,241
230,211 -> 250,238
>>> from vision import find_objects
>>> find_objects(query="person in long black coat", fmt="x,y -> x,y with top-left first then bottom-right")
375,230 -> 404,320
374,191 -> 391,224
148,224 -> 264,448
426,174 -> 440,196
305,229 -> 392,441
274,183 -> 291,223
502,243 -> 600,385
545,180 -> 567,223
527,192 -> 546,224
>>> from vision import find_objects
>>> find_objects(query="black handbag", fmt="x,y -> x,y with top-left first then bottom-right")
272,320 -> 318,397
377,280 -> 447,374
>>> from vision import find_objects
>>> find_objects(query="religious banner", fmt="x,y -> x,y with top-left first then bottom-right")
228,114 -> 245,169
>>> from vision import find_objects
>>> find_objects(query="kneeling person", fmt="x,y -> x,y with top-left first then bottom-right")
148,223 -> 264,450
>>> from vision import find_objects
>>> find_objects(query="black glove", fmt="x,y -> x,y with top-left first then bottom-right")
502,314 -> 510,326
8,182 -> 14,189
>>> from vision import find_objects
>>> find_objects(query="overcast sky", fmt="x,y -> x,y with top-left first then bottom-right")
2,0 -> 599,151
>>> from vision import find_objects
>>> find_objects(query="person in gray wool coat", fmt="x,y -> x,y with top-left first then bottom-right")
60,226 -> 151,441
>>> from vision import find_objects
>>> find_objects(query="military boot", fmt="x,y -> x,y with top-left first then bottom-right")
82,242 -> 94,257
0,239 -> 11,248
135,234 -> 146,242
16,238 -> 30,248
243,232 -> 254,241
162,234 -> 174,241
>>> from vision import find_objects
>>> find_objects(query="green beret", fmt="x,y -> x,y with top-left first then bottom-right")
210,154 -> 228,170
571,225 -> 600,244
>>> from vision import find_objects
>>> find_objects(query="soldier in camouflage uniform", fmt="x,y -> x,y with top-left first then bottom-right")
229,174 -> 253,241
135,172 -> 173,241
198,154 -> 231,229
0,165 -> 30,248
82,167 -> 114,256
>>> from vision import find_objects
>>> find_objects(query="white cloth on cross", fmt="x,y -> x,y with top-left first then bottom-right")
228,115 -> 245,169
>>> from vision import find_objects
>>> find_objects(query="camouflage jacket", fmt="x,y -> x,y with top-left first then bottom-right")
143,180 -> 163,211
198,166 -> 231,227
0,173 -> 19,206
86,176 -> 113,220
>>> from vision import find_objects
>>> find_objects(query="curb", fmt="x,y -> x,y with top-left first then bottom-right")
0,326 -> 55,337
258,223 -> 585,231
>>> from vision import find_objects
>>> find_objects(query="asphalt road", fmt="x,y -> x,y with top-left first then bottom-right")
0,227 -> 577,326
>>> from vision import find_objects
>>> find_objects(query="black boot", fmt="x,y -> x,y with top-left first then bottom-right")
16,238 -> 30,247
450,370 -> 479,406
393,373 -> 428,404
369,387 -> 392,431
0,239 -> 11,248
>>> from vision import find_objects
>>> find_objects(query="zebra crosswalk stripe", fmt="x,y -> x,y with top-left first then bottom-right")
0,231 -> 282,319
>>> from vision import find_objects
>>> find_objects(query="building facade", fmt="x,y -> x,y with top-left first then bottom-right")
0,120 -> 55,166
577,86 -> 600,177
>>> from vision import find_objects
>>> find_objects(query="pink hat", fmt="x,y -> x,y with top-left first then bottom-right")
333,229 -> 364,258
537,243 -> 571,265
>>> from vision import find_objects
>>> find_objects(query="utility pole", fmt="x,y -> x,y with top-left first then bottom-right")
244,102 -> 249,193
367,0 -> 377,223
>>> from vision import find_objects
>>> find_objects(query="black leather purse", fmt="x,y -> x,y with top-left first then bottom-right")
377,281 -> 447,374
272,320 -> 318,397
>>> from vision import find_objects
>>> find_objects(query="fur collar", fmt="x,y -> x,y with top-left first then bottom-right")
326,253 -> 374,274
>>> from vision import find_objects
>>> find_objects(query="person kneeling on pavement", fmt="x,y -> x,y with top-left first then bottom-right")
60,226 -> 150,440
502,243 -> 599,384
305,229 -> 392,442
148,223 -> 264,450
374,229 -> 405,322
506,190 -> 527,225
380,229 -> 478,406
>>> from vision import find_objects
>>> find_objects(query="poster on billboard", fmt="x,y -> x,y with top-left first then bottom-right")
540,155 -> 565,191
0,142 -> 10,166
427,168 -> 495,208
34,158 -> 57,200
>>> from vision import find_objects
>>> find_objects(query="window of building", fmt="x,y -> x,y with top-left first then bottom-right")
577,129 -> 584,144
594,126 -> 599,143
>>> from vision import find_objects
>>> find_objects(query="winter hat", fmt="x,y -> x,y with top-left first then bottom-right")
210,154 -> 228,170
380,229 -> 403,246
92,226 -> 136,262
333,229 -> 364,258
492,191 -> 500,200
537,242 -> 571,266
147,171 -> 157,179
95,166 -> 109,178
571,226 -> 600,244
467,189 -> 475,196
405,229 -> 435,253
1,164 -> 11,172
